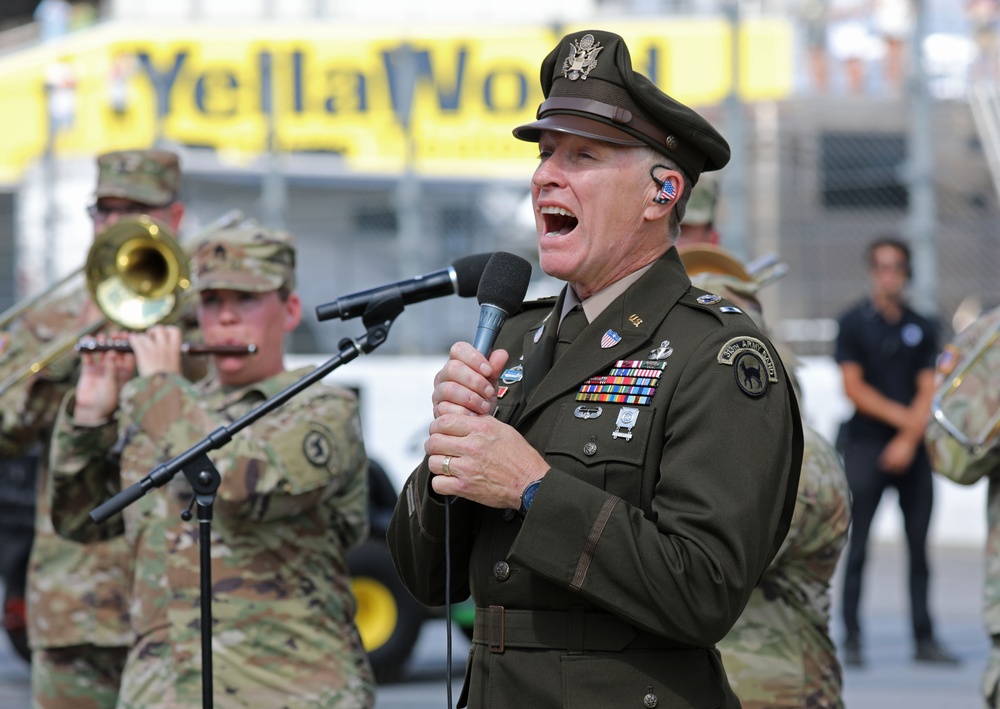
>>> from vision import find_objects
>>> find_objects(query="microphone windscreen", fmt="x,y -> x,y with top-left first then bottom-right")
452,253 -> 494,298
477,252 -> 532,312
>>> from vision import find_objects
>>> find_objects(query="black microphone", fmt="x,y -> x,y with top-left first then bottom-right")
472,252 -> 532,356
316,253 -> 493,321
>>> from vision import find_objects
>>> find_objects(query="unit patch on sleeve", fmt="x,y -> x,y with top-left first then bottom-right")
716,337 -> 778,398
303,425 -> 335,470
576,360 -> 666,405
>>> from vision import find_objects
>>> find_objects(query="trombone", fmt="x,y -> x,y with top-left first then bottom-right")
931,318 -> 1000,453
0,209 -> 243,398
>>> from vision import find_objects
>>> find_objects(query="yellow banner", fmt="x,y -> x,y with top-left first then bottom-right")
0,20 -> 792,182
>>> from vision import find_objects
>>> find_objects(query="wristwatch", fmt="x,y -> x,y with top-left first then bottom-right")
518,479 -> 543,517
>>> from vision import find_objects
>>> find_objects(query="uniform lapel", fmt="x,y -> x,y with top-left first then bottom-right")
519,303 -> 560,403
518,248 -> 692,423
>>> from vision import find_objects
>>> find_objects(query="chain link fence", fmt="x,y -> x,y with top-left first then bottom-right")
722,96 -> 1000,358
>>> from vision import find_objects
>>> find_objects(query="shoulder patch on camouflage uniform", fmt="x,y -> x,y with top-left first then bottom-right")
717,337 -> 778,398
302,423 -> 335,470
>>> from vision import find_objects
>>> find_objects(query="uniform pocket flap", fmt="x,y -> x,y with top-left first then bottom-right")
546,403 -> 655,467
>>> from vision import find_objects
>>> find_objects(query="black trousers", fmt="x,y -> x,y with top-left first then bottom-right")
840,435 -> 935,642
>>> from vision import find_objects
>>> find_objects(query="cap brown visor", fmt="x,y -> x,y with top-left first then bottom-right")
513,114 -> 646,147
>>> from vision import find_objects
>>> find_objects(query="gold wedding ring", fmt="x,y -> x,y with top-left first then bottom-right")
442,455 -> 453,476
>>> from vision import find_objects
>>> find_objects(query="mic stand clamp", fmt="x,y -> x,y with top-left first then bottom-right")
86,293 -> 406,709
179,453 -> 222,709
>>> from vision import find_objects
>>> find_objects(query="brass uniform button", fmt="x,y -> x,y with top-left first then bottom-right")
494,561 -> 511,582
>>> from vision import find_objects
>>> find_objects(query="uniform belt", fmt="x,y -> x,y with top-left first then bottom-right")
471,605 -> 670,654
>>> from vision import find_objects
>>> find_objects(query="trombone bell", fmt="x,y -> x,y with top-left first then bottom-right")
85,215 -> 191,331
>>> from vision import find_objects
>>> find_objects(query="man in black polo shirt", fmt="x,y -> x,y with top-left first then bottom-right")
836,235 -> 958,668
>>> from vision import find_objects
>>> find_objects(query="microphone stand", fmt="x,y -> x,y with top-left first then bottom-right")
88,293 -> 406,709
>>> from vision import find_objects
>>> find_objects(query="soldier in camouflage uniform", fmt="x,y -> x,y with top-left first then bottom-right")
927,305 -> 1000,707
715,425 -> 850,709
678,180 -> 851,708
48,223 -> 376,709
0,149 -> 186,709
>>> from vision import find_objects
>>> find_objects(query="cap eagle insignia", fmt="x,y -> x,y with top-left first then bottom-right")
562,34 -> 603,81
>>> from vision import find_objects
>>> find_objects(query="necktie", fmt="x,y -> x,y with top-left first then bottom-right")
554,305 -> 588,362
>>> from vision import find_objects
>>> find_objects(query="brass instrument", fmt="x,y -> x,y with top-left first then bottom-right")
0,210 -> 243,398
84,215 -> 190,331
75,337 -> 257,356
0,268 -> 83,332
677,243 -> 788,286
931,318 -> 1000,453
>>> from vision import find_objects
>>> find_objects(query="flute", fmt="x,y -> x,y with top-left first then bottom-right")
75,337 -> 258,356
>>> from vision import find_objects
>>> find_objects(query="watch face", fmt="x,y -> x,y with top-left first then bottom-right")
521,480 -> 541,514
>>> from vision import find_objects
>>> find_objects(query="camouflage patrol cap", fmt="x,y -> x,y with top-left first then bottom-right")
95,149 -> 180,206
513,30 -> 730,183
191,221 -> 296,293
681,171 -> 720,226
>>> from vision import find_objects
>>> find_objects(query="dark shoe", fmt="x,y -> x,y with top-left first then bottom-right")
843,636 -> 864,668
914,638 -> 961,665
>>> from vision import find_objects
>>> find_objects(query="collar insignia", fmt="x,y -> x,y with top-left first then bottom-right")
600,329 -> 621,349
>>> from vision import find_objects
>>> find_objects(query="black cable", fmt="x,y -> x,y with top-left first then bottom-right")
444,496 -> 453,709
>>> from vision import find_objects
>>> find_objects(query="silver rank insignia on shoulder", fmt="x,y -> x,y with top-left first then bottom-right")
612,407 -> 639,440
563,33 -> 603,81
649,340 -> 673,361
697,294 -> 721,305
574,405 -> 603,420
534,324 -> 544,343
719,306 -> 742,314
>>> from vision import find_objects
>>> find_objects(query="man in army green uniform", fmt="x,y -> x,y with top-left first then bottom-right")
927,306 -> 1000,706
678,179 -> 852,708
0,149 -> 185,709
47,223 -> 376,708
387,30 -> 803,709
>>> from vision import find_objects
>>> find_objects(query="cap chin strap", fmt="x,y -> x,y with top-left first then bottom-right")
538,97 -> 668,147
537,97 -> 705,177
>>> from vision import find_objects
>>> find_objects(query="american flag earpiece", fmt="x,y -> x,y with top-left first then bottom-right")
651,165 -> 676,204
